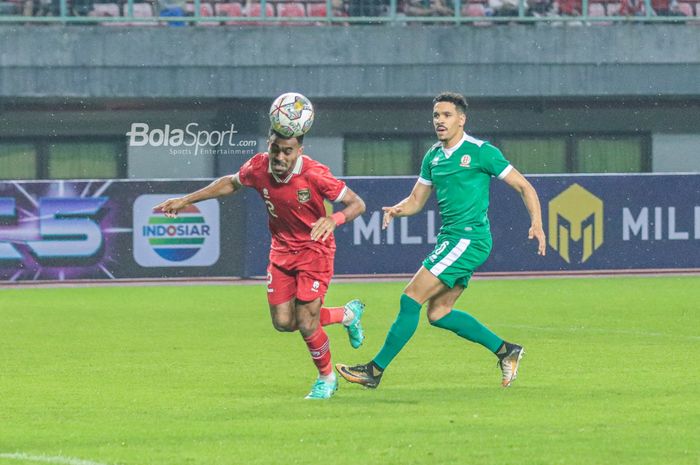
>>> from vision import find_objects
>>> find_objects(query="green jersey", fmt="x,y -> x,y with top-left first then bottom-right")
419,132 -> 512,239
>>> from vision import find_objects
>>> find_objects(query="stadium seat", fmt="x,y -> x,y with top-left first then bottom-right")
90,3 -> 133,25
307,2 -> 327,17
558,0 -> 582,15
185,2 -> 220,25
650,0 -> 669,13
677,1 -> 693,14
124,3 -> 159,25
215,2 -> 244,24
246,2 -> 275,24
606,2 -> 621,14
461,3 -> 491,25
277,2 -> 308,24
307,1 -> 348,21
588,3 -> 611,23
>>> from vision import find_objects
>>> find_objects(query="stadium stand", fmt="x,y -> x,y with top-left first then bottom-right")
90,1 -> 119,16
215,2 -> 244,23
246,1 -> 275,24
1,0 -> 697,23
307,1 -> 327,16
277,1 -> 309,24
462,2 -> 491,25
677,1 -> 692,14
185,2 -> 219,25
126,2 -> 158,25
588,2 -> 612,23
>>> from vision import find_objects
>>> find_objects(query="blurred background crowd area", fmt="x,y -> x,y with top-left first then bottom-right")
0,0 -> 696,23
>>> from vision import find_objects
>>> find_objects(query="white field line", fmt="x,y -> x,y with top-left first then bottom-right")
495,323 -> 700,342
0,453 -> 114,465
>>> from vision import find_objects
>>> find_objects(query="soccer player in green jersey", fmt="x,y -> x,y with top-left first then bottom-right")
336,92 -> 546,389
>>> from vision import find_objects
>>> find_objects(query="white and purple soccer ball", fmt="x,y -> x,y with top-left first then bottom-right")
269,92 -> 315,138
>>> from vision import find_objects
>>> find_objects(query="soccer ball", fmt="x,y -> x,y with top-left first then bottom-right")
269,92 -> 315,138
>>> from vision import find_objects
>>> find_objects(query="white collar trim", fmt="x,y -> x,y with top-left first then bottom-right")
442,133 -> 468,159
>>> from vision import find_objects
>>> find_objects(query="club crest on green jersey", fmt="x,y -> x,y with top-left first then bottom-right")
460,155 -> 471,167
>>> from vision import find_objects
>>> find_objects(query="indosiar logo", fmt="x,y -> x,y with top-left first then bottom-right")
548,184 -> 604,263
133,194 -> 220,267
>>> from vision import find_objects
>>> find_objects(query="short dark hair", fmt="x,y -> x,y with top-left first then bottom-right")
433,92 -> 468,114
269,127 -> 304,145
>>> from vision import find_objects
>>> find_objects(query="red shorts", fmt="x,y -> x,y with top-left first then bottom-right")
266,249 -> 334,305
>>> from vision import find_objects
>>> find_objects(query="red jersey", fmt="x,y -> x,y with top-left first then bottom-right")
238,152 -> 347,263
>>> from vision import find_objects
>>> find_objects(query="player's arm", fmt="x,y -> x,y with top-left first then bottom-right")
501,167 -> 546,256
381,181 -> 432,230
155,174 -> 243,218
310,187 -> 366,242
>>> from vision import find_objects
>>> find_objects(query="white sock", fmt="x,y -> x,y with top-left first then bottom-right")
319,372 -> 336,383
342,307 -> 354,326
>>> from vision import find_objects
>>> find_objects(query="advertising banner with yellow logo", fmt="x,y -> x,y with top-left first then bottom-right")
2,174 -> 698,281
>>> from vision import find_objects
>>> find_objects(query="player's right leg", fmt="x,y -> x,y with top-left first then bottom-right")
336,267 -> 445,388
267,263 -> 299,332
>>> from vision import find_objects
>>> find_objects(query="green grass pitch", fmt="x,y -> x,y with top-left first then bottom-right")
0,276 -> 698,465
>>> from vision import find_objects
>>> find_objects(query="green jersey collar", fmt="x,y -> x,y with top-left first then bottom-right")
441,133 -> 468,159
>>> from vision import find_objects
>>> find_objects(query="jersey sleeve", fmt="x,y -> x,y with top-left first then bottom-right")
237,153 -> 265,187
480,144 -> 513,179
311,165 -> 347,202
418,150 -> 434,186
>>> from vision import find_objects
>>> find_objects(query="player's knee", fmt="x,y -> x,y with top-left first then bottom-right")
426,303 -> 450,324
271,317 -> 296,332
296,319 -> 318,335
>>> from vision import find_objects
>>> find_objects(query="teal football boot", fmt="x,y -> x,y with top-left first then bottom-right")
304,377 -> 338,400
344,299 -> 365,349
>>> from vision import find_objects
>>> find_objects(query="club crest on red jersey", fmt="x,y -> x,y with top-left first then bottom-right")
297,188 -> 311,203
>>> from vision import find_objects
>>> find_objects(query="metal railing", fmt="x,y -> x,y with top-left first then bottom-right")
0,0 -> 694,24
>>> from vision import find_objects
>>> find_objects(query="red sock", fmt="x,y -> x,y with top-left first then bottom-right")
303,326 -> 332,376
320,306 -> 345,326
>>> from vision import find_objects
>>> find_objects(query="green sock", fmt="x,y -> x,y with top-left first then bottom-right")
372,294 -> 422,370
431,309 -> 503,353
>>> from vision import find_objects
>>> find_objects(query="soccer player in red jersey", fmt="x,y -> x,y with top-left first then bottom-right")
155,128 -> 367,400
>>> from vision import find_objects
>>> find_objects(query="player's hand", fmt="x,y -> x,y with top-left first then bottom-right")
155,197 -> 189,218
529,223 -> 546,256
310,216 -> 337,242
382,206 -> 402,230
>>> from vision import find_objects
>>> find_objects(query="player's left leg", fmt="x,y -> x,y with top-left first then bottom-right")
295,298 -> 338,399
426,285 -> 503,353
295,265 -> 340,399
427,290 -> 523,387
320,300 -> 365,349
424,237 -> 524,387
